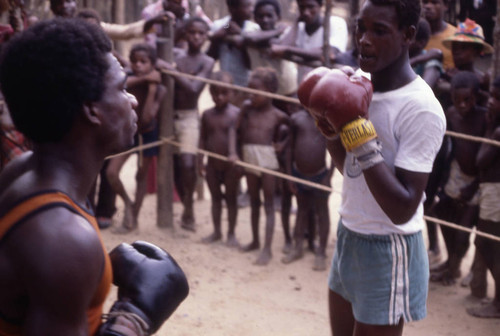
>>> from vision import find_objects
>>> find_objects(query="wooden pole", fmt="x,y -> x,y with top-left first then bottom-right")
323,0 -> 333,68
156,19 -> 175,228
112,0 -> 125,56
490,0 -> 500,80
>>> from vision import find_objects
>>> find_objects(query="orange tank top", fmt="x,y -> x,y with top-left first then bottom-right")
0,191 -> 113,336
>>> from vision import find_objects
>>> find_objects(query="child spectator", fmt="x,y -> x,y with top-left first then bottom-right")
198,71 -> 241,247
142,0 -> 211,49
281,108 -> 333,271
207,0 -> 259,106
442,19 -> 493,106
163,17 -> 214,231
237,67 -> 289,265
244,0 -> 298,106
410,17 -> 443,89
107,43 -> 166,233
430,71 -> 487,286
422,0 -> 457,71
467,75 -> 500,319
440,20 -> 495,289
270,0 -> 348,85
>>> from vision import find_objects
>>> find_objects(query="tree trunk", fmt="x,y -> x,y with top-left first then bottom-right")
490,0 -> 500,80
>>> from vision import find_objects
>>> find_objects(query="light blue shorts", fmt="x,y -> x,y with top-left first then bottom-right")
328,220 -> 429,325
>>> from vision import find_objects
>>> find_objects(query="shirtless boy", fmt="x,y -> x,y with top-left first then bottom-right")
467,75 -> 500,319
237,67 -> 290,265
107,43 -> 166,233
198,71 -> 241,247
281,108 -> 333,271
299,0 -> 446,333
430,71 -> 487,286
163,17 -> 214,231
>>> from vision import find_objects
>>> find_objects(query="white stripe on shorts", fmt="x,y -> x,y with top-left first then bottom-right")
389,234 -> 413,324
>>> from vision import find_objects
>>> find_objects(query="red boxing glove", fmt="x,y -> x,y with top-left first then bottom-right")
297,66 -> 331,107
301,68 -> 373,133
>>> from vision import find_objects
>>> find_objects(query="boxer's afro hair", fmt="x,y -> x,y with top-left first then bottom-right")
0,18 -> 112,143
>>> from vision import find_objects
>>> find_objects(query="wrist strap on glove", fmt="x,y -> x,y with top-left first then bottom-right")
351,138 -> 384,170
101,311 -> 149,336
99,301 -> 152,336
340,118 -> 377,151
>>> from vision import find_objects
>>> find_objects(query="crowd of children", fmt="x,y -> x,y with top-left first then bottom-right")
1,0 -> 500,323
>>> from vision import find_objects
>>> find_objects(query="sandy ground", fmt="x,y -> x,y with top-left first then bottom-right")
99,150 -> 500,335
95,49 -> 500,333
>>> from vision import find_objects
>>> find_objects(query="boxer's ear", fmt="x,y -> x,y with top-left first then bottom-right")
403,24 -> 417,45
82,101 -> 102,126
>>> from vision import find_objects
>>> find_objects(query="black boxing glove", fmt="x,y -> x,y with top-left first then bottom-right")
98,241 -> 189,336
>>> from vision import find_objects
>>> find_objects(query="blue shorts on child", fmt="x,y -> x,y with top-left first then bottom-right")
328,220 -> 429,325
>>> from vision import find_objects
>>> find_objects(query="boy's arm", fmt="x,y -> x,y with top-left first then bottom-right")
126,70 -> 161,89
207,20 -> 237,60
228,119 -> 239,162
362,163 -> 430,224
421,65 -> 441,89
243,25 -> 287,47
286,116 -> 297,194
139,83 -> 159,129
410,48 -> 443,67
476,126 -> 500,169
270,43 -> 324,66
198,113 -> 207,176
171,58 -> 215,95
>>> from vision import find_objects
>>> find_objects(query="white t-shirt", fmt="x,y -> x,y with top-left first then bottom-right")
296,15 -> 348,83
340,76 -> 446,235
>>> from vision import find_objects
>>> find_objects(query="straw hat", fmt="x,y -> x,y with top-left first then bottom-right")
442,19 -> 494,54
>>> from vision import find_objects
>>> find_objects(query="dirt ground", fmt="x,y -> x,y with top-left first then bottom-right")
99,149 -> 500,335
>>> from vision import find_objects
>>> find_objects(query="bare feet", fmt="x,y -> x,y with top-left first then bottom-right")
241,241 -> 260,252
427,249 -> 442,267
181,211 -> 196,232
121,205 -> 137,230
255,248 -> 272,266
181,222 -> 196,232
202,232 -> 222,244
312,254 -> 327,271
461,271 -> 473,287
282,241 -> 292,254
281,248 -> 303,264
467,302 -> 500,318
180,212 -> 196,232
430,260 -> 448,273
226,235 -> 240,248
113,225 -> 135,234
430,268 -> 461,286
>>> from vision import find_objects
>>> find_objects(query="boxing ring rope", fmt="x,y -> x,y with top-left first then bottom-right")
160,68 -> 500,148
104,135 -> 500,243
